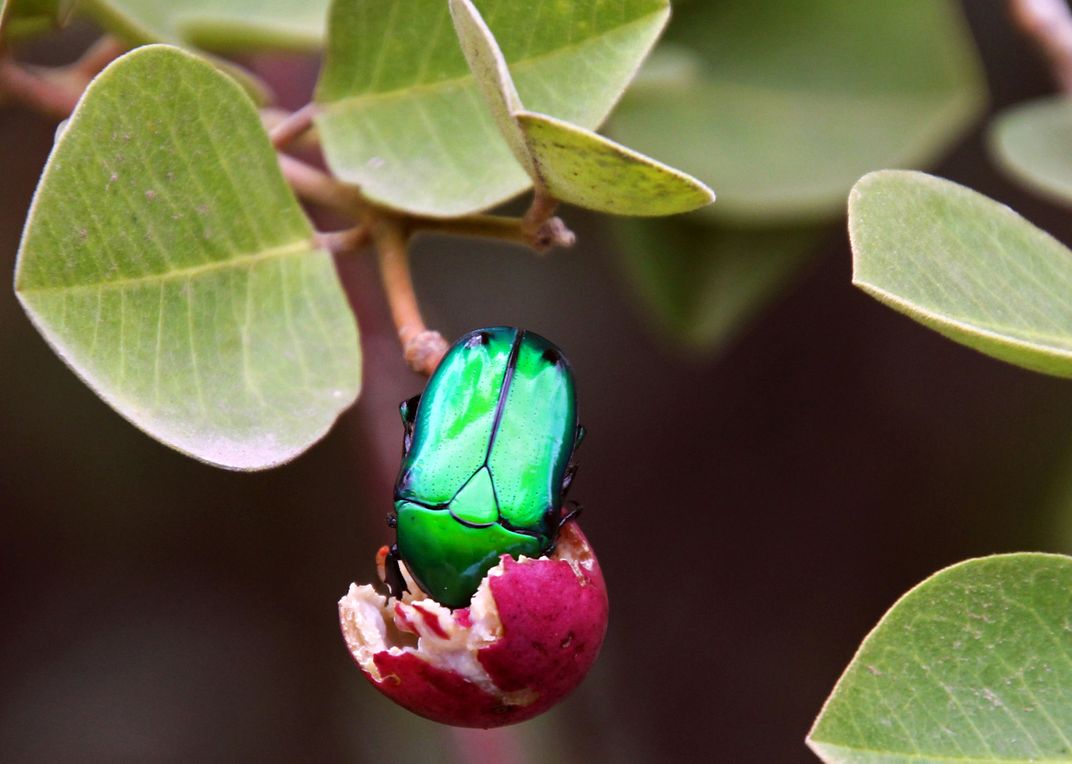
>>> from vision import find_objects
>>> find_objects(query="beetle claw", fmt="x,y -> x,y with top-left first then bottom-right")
561,463 -> 578,497
384,544 -> 409,601
558,501 -> 583,530
398,394 -> 420,425
399,395 -> 421,456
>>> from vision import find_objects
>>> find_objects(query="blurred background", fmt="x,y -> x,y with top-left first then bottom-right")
4,1 -> 1072,761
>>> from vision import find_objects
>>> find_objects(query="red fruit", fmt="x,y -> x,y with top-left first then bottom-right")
339,522 -> 608,727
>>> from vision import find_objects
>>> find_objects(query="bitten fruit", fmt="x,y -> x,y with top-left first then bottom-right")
339,522 -> 608,727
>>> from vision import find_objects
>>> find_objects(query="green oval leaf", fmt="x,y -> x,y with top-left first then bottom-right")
81,0 -> 329,51
315,0 -> 670,217
611,0 -> 985,223
990,96 -> 1072,209
614,218 -> 819,351
448,0 -> 712,216
14,45 -> 362,470
850,170 -> 1072,378
808,554 -> 1072,764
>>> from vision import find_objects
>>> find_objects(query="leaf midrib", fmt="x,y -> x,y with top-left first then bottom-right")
319,10 -> 663,110
17,238 -> 317,295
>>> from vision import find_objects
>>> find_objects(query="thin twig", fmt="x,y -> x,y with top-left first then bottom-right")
0,58 -> 80,118
522,188 -> 559,232
277,153 -> 366,219
73,37 -> 124,79
0,36 -> 124,120
371,216 -> 448,376
520,189 -> 576,251
407,213 -> 575,252
261,108 -> 319,150
1011,0 -> 1072,92
270,102 -> 319,149
315,225 -> 370,255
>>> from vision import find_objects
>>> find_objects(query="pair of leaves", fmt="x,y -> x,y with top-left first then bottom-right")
14,46 -> 361,470
314,0 -> 709,218
809,554 -> 1072,763
447,0 -> 711,216
851,171 -> 1072,378
606,0 -> 985,354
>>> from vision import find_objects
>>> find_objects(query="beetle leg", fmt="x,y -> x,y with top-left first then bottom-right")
560,426 -> 584,497
384,544 -> 409,601
399,394 -> 421,425
398,394 -> 421,456
558,500 -> 584,530
543,501 -> 584,557
561,463 -> 578,497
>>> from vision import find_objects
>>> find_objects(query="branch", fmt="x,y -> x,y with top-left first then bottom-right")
0,36 -> 125,120
315,225 -> 370,256
0,58 -> 80,119
1,37 -> 575,382
371,216 -> 448,376
523,188 -> 558,230
277,153 -> 367,219
72,37 -> 124,79
1011,0 -> 1072,92
269,102 -> 319,149
407,213 -> 575,252
521,189 -> 576,251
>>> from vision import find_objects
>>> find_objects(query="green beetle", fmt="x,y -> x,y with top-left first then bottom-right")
385,327 -> 584,608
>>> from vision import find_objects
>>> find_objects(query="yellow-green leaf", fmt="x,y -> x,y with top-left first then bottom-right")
515,112 -> 713,216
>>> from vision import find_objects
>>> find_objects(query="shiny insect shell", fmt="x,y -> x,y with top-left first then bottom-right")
385,327 -> 584,609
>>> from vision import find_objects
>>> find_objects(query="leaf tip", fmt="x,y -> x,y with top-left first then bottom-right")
698,180 -> 716,205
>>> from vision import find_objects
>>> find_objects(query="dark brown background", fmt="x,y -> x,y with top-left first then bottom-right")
2,2 -> 1070,761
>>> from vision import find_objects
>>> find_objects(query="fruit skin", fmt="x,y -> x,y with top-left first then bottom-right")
339,522 -> 608,728
391,326 -> 583,608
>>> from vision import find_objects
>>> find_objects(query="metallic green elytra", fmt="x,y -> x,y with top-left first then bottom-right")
387,327 -> 584,608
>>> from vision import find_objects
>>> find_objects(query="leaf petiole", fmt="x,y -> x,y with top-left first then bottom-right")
270,102 -> 320,149
371,216 -> 448,377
